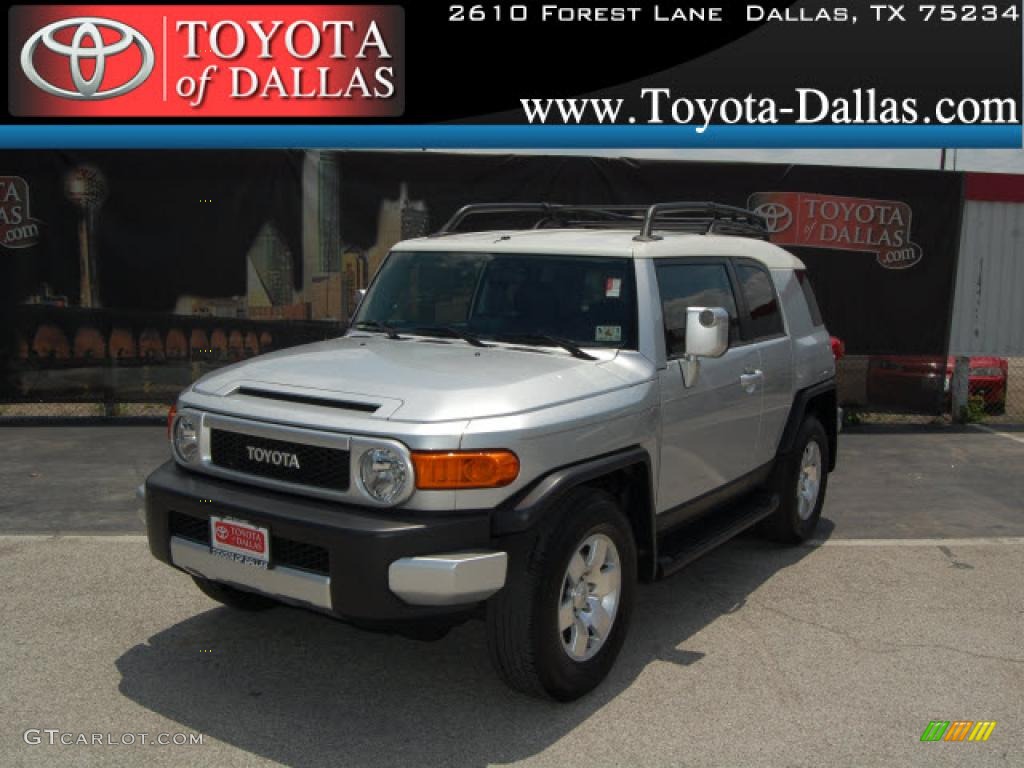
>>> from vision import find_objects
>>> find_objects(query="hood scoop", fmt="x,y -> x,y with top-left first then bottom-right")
234,386 -> 380,414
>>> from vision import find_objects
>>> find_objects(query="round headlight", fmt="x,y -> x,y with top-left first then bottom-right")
359,447 -> 408,503
173,413 -> 200,463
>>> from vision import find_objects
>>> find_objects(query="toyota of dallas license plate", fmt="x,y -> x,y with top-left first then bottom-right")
210,516 -> 270,569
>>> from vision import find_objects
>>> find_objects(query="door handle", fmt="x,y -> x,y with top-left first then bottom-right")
739,369 -> 763,393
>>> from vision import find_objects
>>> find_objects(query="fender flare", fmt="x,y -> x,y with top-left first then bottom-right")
492,445 -> 655,537
777,378 -> 838,471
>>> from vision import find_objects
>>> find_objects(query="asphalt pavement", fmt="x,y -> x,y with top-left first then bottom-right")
0,424 -> 1021,767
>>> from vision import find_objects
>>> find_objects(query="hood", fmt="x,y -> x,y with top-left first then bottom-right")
192,335 -> 645,423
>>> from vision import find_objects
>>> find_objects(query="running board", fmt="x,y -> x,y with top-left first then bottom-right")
656,492 -> 779,579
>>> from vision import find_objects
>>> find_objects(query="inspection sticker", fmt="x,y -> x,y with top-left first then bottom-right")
605,277 -> 622,298
595,325 -> 622,342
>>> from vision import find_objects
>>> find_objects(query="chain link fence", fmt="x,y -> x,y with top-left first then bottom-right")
837,355 -> 1023,428
3,359 -> 1021,427
974,356 -> 1024,426
0,402 -> 167,420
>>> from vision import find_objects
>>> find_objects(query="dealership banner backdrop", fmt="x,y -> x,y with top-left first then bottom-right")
0,150 -> 964,410
0,150 -> 339,405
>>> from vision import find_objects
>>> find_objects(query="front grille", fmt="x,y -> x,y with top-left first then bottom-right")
168,511 -> 330,575
210,429 -> 350,491
169,510 -> 210,544
270,536 -> 330,574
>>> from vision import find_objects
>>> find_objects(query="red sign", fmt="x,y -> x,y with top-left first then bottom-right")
213,520 -> 267,556
748,191 -> 923,270
9,5 -> 404,117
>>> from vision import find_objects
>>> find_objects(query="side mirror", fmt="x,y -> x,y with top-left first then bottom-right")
686,307 -> 729,358
679,307 -> 729,388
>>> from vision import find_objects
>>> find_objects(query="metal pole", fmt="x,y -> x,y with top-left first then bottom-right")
78,215 -> 91,307
951,355 -> 970,423
87,208 -> 100,307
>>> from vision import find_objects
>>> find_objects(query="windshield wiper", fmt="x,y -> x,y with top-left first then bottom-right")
494,334 -> 597,361
352,320 -> 401,339
413,326 -> 491,348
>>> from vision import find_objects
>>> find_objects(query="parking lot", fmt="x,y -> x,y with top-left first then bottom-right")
1,425 -> 1021,767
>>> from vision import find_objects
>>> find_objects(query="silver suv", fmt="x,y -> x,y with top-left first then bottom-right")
143,202 -> 837,701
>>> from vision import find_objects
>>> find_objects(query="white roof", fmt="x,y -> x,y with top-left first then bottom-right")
394,228 -> 806,269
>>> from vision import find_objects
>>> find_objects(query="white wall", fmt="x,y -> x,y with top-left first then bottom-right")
950,200 -> 1024,355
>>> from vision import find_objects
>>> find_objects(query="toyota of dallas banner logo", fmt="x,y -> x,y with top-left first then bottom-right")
748,191 -> 924,270
9,5 -> 405,117
20,18 -> 155,100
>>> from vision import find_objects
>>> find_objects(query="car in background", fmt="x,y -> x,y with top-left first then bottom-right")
866,355 -> 1008,414
963,356 -> 1010,413
830,336 -> 845,361
830,337 -> 845,431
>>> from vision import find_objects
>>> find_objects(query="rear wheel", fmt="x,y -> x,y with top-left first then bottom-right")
191,576 -> 278,611
486,487 -> 636,701
763,416 -> 829,544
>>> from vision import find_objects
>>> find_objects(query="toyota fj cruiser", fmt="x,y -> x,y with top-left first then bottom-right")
143,202 -> 837,701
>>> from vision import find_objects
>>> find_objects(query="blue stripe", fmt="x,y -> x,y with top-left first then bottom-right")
0,124 -> 1019,149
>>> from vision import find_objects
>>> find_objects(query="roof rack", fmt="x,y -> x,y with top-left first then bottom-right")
432,202 -> 769,241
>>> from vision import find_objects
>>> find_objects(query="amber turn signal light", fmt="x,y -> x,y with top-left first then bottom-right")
411,450 -> 520,490
167,404 -> 177,439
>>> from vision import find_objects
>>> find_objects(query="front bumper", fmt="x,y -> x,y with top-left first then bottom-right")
172,536 -> 334,610
144,460 -> 506,622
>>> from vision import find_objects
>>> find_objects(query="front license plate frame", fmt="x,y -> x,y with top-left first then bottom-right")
210,515 -> 270,569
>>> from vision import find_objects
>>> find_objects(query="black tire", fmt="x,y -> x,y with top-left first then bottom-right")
192,576 -> 278,611
486,487 -> 636,701
763,416 -> 829,544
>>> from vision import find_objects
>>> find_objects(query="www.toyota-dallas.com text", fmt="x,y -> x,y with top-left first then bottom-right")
521,88 -> 1019,132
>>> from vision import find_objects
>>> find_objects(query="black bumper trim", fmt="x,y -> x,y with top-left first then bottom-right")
145,460 -> 492,621
169,509 -> 330,575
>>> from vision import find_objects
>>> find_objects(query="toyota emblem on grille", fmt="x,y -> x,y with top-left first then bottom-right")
246,445 -> 302,469
20,17 -> 155,100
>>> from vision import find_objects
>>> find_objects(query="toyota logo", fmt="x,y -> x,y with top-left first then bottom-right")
20,17 -> 154,100
752,202 -> 794,234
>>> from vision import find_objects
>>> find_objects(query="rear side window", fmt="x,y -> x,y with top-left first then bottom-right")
656,263 -> 740,357
735,263 -> 784,340
795,270 -> 824,327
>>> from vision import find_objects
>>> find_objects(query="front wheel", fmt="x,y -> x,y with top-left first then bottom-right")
763,416 -> 829,544
486,487 -> 636,701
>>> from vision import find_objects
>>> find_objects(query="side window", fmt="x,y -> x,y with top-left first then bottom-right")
656,263 -> 740,358
795,269 -> 825,327
735,263 -> 785,340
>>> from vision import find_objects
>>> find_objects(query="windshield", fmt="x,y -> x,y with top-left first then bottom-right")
353,251 -> 638,349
